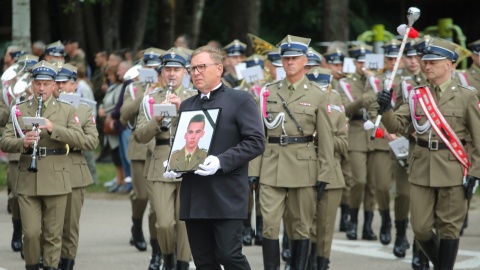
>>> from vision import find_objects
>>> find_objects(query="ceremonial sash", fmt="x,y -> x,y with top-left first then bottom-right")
128,83 -> 137,100
457,72 -> 470,87
368,75 -> 380,94
416,86 -> 470,176
338,79 -> 354,102
401,77 -> 413,102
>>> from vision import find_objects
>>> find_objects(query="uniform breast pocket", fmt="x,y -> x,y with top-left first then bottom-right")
442,109 -> 463,129
294,106 -> 316,126
266,104 -> 282,119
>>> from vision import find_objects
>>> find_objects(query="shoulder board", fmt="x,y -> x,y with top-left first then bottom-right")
57,98 -> 74,106
308,80 -> 324,91
149,88 -> 162,95
172,149 -> 180,153
15,99 -> 28,105
200,148 -> 208,152
458,84 -> 476,92
186,88 -> 198,92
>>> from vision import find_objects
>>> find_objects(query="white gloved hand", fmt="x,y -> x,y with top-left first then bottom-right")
163,170 -> 183,178
473,179 -> 479,194
194,155 -> 221,176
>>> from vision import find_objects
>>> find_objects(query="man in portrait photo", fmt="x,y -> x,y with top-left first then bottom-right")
169,114 -> 208,172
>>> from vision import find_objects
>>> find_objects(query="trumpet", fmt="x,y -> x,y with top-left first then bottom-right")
160,80 -> 174,132
28,95 -> 43,172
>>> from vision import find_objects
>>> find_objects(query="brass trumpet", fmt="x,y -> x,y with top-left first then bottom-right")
28,95 -> 43,172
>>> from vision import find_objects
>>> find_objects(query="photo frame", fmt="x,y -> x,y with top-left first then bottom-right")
166,108 -> 222,173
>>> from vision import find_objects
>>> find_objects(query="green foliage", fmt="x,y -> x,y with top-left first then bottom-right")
0,163 -> 7,188
85,163 -> 116,192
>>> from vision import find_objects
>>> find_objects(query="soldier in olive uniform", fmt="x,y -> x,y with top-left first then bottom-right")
119,48 -> 165,267
44,41 -> 66,63
465,40 -> 480,95
222,39 -> 247,88
378,38 -> 480,269
135,48 -> 194,270
54,64 -> 99,269
336,45 -> 378,241
306,67 -> 347,269
252,35 -> 335,270
324,49 -> 345,87
0,60 -> 86,270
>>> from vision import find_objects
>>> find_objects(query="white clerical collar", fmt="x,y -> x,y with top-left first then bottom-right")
200,83 -> 222,99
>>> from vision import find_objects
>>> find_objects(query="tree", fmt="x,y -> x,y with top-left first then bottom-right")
12,0 -> 31,50
322,0 -> 349,42
190,0 -> 205,48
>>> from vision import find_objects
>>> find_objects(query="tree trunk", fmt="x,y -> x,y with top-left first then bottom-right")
228,0 -> 259,47
156,0 -> 174,49
30,0 -> 50,43
83,2 -> 102,58
322,0 -> 349,41
12,0 -> 31,49
190,0 -> 205,48
174,0 -> 186,36
124,0 -> 149,54
101,0 -> 123,50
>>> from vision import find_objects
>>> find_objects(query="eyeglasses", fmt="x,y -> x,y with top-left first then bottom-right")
187,63 -> 219,74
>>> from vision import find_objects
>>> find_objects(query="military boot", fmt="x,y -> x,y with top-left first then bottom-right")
254,216 -> 263,246
379,210 -> 392,245
346,208 -> 359,240
262,238 -> 280,270
339,204 -> 349,232
130,218 -> 147,251
162,253 -> 176,270
317,256 -> 330,270
42,267 -> 56,270
306,242 -> 317,270
393,219 -> 409,258
438,239 -> 459,270
25,265 -> 39,270
11,218 -> 23,252
281,232 -> 291,262
58,258 -> 74,270
416,234 -> 439,268
289,239 -> 309,270
362,211 -> 377,241
176,261 -> 189,270
148,239 -> 162,270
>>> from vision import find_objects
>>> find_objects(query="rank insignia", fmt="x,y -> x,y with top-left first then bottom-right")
299,102 -> 311,106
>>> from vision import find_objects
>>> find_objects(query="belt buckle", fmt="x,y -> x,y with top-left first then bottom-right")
429,140 -> 439,151
279,135 -> 288,146
39,147 -> 47,157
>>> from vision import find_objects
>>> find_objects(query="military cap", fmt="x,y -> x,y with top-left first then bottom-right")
404,39 -> 420,56
223,39 -> 247,57
324,49 -> 344,64
422,37 -> 459,63
143,47 -> 166,67
9,49 -> 27,62
244,54 -> 265,68
306,67 -> 333,87
383,39 -> 401,58
414,35 -> 432,56
55,63 -> 78,82
18,54 -> 39,69
45,41 -> 65,56
467,39 -> 480,55
277,35 -> 311,57
306,47 -> 323,66
266,49 -> 282,67
349,44 -> 373,62
161,48 -> 189,67
31,60 -> 58,80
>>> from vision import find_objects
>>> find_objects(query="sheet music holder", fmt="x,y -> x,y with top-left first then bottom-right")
153,104 -> 177,117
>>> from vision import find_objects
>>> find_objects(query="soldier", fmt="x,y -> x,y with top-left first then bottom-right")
254,35 -> 334,269
169,114 -> 208,171
3,45 -> 24,71
337,45 -> 377,241
0,60 -> 85,270
304,47 -> 322,72
306,67 -> 347,269
44,41 -> 66,63
464,40 -> 480,94
119,48 -> 165,269
378,37 -> 480,269
54,64 -> 99,270
222,39 -> 247,88
134,47 -> 194,270
324,49 -> 345,86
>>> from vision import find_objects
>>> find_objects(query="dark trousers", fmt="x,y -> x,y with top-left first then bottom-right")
185,219 -> 251,270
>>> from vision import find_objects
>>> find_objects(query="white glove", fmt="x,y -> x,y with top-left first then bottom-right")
163,170 -> 183,178
474,180 -> 479,194
194,155 -> 221,176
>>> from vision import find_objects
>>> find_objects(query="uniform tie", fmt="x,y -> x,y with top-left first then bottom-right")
186,153 -> 191,164
434,86 -> 442,101
288,85 -> 294,97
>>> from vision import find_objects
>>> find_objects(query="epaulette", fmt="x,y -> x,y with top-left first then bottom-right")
57,98 -> 75,106
308,80 -> 323,91
172,149 -> 180,153
200,148 -> 208,152
458,84 -> 476,92
266,80 -> 281,90
15,99 -> 28,106
149,88 -> 162,95
331,89 -> 339,95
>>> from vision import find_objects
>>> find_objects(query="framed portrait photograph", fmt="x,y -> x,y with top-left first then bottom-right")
166,108 -> 222,173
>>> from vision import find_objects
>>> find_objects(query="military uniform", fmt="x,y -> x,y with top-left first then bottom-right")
169,146 -> 207,171
465,40 -> 480,96
379,38 -> 480,269
253,35 -> 335,270
222,39 -> 247,88
134,48 -> 194,269
0,60 -> 86,269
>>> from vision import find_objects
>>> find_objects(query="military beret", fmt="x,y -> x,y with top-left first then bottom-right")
383,39 -> 401,58
306,67 -> 332,87
324,49 -> 345,64
277,35 -> 311,57
31,60 -> 59,80
306,47 -> 323,66
55,63 -> 78,82
45,41 -> 65,57
143,47 -> 166,67
244,54 -> 265,68
422,37 -> 459,63
223,39 -> 247,57
349,44 -> 373,62
266,49 -> 282,67
161,48 -> 189,67
467,39 -> 480,55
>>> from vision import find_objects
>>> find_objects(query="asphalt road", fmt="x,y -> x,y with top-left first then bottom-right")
1,191 -> 479,270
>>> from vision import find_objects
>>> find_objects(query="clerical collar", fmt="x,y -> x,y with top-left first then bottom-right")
200,83 -> 222,99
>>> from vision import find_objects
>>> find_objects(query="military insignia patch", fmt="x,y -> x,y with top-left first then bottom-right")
299,102 -> 310,106
74,114 -> 80,124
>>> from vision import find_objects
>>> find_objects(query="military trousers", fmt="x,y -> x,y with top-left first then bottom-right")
61,187 -> 85,259
19,193 -> 68,267
349,151 -> 376,211
340,155 -> 354,205
260,184 -> 315,240
147,180 -> 191,261
313,189 -> 343,258
130,160 -> 148,220
369,150 -> 393,211
391,152 -> 410,221
8,160 -> 20,220
410,184 -> 467,241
